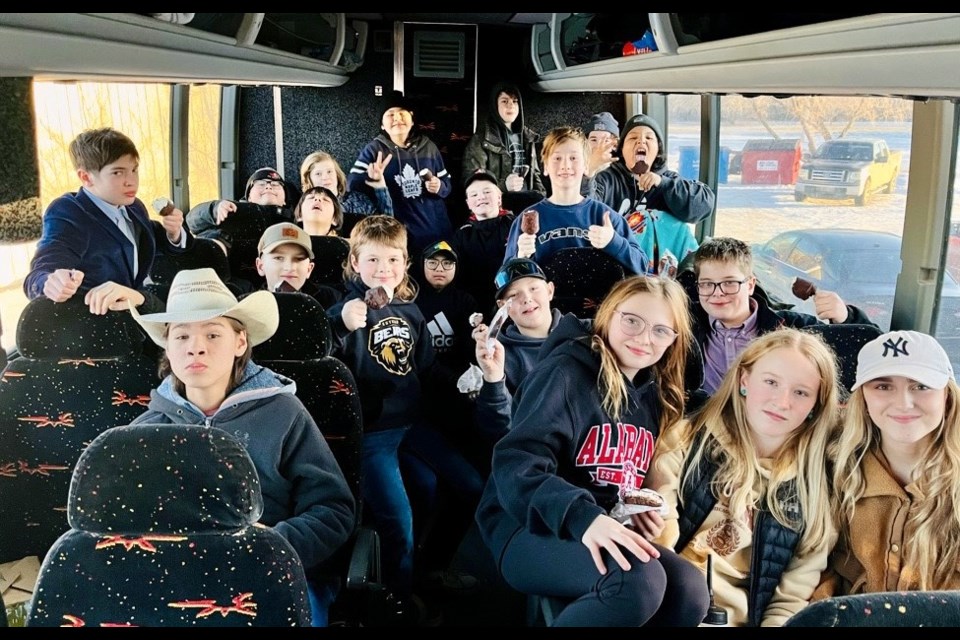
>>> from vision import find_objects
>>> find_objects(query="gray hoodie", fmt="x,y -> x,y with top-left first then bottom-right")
131,361 -> 355,571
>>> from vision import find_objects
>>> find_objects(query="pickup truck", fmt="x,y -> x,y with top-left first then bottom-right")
794,139 -> 902,206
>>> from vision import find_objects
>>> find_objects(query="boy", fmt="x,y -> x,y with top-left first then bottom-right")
241,222 -> 341,309
24,127 -> 186,315
687,236 -> 876,395
452,170 -> 515,314
472,258 -> 584,444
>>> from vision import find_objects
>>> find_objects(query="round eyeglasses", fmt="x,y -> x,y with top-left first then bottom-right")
425,258 -> 456,271
614,310 -> 678,345
696,279 -> 748,296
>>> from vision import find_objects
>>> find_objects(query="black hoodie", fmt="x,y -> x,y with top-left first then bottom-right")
475,312 -> 663,563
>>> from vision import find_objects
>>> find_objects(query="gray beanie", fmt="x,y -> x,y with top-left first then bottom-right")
619,114 -> 666,171
586,111 -> 620,138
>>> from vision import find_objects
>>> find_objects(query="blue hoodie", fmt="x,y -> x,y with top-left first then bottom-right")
475,316 -> 663,564
131,361 -> 355,572
502,197 -> 648,275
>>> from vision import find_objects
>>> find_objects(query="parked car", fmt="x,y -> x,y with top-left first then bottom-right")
751,228 -> 960,346
794,139 -> 902,206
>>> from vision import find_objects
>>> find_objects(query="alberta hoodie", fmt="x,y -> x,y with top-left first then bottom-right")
475,314 -> 663,563
130,361 -> 355,571
347,131 -> 453,253
326,277 -> 435,432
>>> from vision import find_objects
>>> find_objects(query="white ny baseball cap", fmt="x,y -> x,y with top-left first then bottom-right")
852,330 -> 954,391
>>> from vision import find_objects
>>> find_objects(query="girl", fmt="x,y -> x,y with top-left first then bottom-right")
299,150 -> 394,236
325,215 -> 434,602
814,330 -> 960,597
476,275 -> 710,627
647,327 -> 840,626
503,126 -> 647,276
128,267 -> 355,627
295,185 -> 344,237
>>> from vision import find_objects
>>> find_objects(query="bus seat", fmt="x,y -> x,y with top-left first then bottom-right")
800,323 -> 882,397
539,247 -> 627,319
785,591 -> 960,627
215,204 -> 290,290
0,298 -> 156,565
26,424 -> 312,627
307,235 -> 350,292
146,235 -> 231,302
252,291 -> 380,626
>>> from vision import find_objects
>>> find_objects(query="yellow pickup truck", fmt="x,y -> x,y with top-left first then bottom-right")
794,139 -> 902,206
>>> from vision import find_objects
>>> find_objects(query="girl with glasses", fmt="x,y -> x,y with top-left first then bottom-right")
646,327 -> 841,626
476,275 -> 710,626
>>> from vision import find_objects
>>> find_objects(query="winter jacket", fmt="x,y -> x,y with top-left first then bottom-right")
462,82 -> 545,196
452,214 -> 515,313
476,314 -> 662,564
591,162 -> 715,224
130,362 -> 355,572
347,131 -> 453,254
185,199 -> 294,251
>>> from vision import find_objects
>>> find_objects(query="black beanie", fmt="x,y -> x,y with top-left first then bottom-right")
244,167 -> 284,199
618,114 -> 666,172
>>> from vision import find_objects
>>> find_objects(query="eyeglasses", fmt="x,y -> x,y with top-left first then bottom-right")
696,279 -> 748,296
614,310 -> 678,345
252,180 -> 283,191
494,260 -> 546,291
425,258 -> 456,271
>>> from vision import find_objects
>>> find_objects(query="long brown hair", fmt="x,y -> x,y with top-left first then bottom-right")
299,150 -> 346,196
158,317 -> 252,398
591,276 -> 692,427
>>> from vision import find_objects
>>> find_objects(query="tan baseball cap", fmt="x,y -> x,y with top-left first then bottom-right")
257,222 -> 314,259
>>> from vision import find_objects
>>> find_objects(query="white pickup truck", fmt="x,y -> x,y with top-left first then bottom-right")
794,139 -> 902,206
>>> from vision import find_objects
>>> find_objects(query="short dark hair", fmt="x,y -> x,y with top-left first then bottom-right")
693,236 -> 753,276
69,127 -> 139,173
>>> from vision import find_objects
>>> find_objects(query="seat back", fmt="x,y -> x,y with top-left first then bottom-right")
800,323 -> 882,398
252,292 -> 378,624
216,205 -> 290,289
0,299 -> 157,564
785,591 -> 960,627
27,424 -> 311,627
539,248 -> 627,319
146,236 -> 231,302
308,235 -> 350,291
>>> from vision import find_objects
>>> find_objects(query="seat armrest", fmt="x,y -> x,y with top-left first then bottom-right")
345,526 -> 380,590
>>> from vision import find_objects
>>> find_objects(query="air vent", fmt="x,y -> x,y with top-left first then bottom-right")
413,31 -> 465,79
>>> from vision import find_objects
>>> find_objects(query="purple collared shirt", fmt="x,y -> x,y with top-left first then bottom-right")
702,298 -> 759,394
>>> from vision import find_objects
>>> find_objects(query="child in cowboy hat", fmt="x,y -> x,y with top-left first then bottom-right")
128,267 -> 355,627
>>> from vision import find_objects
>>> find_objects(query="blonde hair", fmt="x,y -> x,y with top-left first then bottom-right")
540,126 -> 589,167
670,328 -> 839,555
831,378 -> 960,588
344,215 -> 415,301
300,150 -> 346,196
591,276 -> 692,427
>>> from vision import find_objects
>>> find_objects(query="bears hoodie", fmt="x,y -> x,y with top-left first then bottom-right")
475,314 -> 663,563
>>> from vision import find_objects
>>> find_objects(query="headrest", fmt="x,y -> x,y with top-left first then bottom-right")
16,297 -> 144,359
69,424 -> 262,534
252,292 -> 332,361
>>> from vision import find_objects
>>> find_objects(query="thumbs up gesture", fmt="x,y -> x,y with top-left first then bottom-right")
588,210 -> 616,249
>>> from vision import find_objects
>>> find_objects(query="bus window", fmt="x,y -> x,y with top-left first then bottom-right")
939,125 -> 960,375
187,84 -> 221,206
713,94 -> 913,333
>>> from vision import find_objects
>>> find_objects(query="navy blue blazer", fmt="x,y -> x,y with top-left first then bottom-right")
24,190 -> 159,300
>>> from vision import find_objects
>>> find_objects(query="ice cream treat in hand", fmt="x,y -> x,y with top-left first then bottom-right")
274,280 -> 298,293
623,488 -> 664,508
520,210 -> 539,235
609,487 -> 667,523
792,277 -> 817,301
152,196 -> 176,216
631,160 -> 650,175
468,312 -> 484,328
419,168 -> 434,183
364,285 -> 394,310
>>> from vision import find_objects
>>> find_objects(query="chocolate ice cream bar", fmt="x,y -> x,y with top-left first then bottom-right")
631,160 -> 649,175
520,210 -> 539,235
364,285 -> 393,310
152,196 -> 175,216
792,277 -> 817,301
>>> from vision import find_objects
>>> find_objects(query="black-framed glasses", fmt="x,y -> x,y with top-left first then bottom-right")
614,310 -> 678,345
696,279 -> 748,296
494,259 -> 545,290
425,258 -> 455,271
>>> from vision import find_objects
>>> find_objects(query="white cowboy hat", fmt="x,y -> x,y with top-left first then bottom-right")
130,268 -> 279,348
